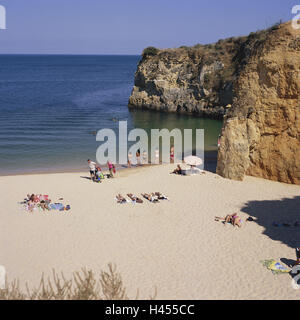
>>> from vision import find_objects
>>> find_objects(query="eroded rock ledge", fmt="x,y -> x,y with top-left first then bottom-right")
128,38 -> 245,119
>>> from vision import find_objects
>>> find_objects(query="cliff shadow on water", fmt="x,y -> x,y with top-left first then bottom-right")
129,109 -> 222,172
241,196 -> 300,250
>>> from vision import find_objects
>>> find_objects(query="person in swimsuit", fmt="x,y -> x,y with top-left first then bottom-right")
107,161 -> 115,178
171,164 -> 183,175
215,213 -> 242,227
141,193 -> 159,202
136,149 -> 141,166
170,146 -> 174,163
128,152 -> 132,168
127,193 -> 143,203
142,150 -> 148,165
154,192 -> 168,200
155,148 -> 159,164
116,194 -> 126,203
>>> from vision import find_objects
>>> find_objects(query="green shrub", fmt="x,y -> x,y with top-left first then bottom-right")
193,43 -> 204,49
142,46 -> 159,58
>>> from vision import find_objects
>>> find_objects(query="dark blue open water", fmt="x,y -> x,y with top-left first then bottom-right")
0,55 -> 222,175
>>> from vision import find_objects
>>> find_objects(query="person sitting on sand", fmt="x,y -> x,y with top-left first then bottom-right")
142,193 -> 159,203
215,213 -> 242,228
127,193 -> 143,203
95,166 -> 104,182
294,247 -> 300,266
116,194 -> 127,204
87,159 -> 97,181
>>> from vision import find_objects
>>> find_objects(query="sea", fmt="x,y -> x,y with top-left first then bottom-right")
0,54 -> 222,175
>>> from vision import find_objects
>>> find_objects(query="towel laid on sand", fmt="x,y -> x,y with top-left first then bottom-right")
261,259 -> 290,275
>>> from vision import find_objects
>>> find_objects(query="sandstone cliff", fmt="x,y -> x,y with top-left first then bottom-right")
128,37 -> 248,118
217,22 -> 300,184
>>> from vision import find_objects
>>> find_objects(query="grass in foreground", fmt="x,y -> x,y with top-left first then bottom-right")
0,263 -> 156,300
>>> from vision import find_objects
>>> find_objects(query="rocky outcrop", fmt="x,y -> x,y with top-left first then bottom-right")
217,22 -> 300,184
128,39 -> 246,118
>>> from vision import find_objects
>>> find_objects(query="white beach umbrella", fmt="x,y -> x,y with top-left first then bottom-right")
184,155 -> 203,167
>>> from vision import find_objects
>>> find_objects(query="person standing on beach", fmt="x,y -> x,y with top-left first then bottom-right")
218,134 -> 221,148
170,146 -> 174,163
128,152 -> 132,168
107,160 -> 115,178
155,148 -> 159,165
87,159 -> 97,181
136,149 -> 141,166
142,150 -> 148,165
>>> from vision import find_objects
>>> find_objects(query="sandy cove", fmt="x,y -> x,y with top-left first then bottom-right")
1,164 -> 300,299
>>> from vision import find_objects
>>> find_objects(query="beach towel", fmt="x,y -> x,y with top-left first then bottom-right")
50,203 -> 64,210
261,259 -> 290,275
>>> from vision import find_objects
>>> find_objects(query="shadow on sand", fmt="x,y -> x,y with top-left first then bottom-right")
241,196 -> 300,251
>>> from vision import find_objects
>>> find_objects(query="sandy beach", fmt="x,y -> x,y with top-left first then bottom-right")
1,164 -> 300,299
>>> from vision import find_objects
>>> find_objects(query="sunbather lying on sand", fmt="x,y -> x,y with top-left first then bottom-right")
171,165 -> 185,175
116,194 -> 127,204
215,213 -> 242,227
154,192 -> 168,200
142,193 -> 159,203
127,194 -> 143,203
39,200 -> 49,211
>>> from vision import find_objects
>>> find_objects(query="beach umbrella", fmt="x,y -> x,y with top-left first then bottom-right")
184,155 -> 203,166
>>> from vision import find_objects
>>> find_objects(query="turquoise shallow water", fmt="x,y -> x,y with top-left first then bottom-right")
0,55 -> 222,175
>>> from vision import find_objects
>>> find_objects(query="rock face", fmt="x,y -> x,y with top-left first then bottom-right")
128,39 -> 246,119
217,22 -> 300,184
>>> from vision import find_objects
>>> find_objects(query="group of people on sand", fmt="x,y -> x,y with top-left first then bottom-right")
21,194 -> 70,213
127,149 -> 149,167
116,192 -> 168,204
127,146 -> 175,167
87,159 -> 116,182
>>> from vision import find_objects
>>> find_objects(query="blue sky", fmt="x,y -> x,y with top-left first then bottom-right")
0,0 -> 296,54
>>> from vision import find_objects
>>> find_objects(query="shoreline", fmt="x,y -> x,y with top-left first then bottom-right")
0,150 -> 219,177
0,163 -> 154,178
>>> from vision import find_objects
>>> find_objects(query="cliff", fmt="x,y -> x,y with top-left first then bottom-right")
128,36 -> 249,118
129,24 -> 296,120
129,21 -> 300,185
217,22 -> 300,184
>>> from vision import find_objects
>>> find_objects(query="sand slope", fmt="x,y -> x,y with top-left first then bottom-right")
1,165 -> 300,299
